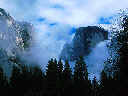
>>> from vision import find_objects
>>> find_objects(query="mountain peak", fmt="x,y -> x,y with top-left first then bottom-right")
60,26 -> 108,61
0,8 -> 8,17
0,8 -> 36,77
0,8 -> 13,21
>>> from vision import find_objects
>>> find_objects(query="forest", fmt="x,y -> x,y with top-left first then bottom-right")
0,12 -> 128,96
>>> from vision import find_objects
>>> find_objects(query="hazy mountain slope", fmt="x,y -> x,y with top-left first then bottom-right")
0,8 -> 35,77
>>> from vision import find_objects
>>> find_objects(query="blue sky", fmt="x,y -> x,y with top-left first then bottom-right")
0,0 -> 128,76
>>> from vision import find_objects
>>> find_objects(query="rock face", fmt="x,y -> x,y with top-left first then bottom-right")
0,8 -> 35,51
60,26 -> 108,61
0,8 -> 35,77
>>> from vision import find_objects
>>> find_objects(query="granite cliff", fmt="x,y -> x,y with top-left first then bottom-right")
60,26 -> 108,61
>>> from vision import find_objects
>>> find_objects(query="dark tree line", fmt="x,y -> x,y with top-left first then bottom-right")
0,57 -> 93,96
44,57 -> 92,96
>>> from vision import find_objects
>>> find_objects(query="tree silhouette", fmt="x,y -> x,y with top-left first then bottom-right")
116,14 -> 128,96
9,65 -> 22,96
0,66 -> 9,96
102,12 -> 128,96
57,59 -> 64,96
45,59 -> 59,96
25,65 -> 45,95
73,57 -> 90,96
63,60 -> 72,96
99,70 -> 108,96
20,65 -> 29,94
92,76 -> 99,96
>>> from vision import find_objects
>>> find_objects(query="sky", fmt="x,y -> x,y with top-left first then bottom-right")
0,0 -> 128,78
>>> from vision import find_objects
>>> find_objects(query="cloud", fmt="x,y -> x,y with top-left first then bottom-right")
25,23 -> 73,68
1,0 -> 128,25
85,41 -> 110,80
35,0 -> 128,26
0,0 -> 128,75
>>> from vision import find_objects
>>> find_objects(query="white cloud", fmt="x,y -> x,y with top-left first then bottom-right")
35,0 -> 128,26
0,0 -> 128,74
26,23 -> 73,68
85,41 -> 110,80
1,0 -> 128,25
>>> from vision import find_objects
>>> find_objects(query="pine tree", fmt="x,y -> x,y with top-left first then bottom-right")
92,76 -> 99,96
103,12 -> 128,96
26,66 -> 45,95
58,59 -> 63,74
99,70 -> 108,96
116,14 -> 128,96
73,57 -> 90,96
45,59 -> 59,96
9,65 -> 22,96
73,57 -> 88,81
21,65 -> 29,94
0,66 -> 8,96
29,66 -> 45,92
63,60 -> 72,96
57,59 -> 63,96
57,59 -> 63,84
